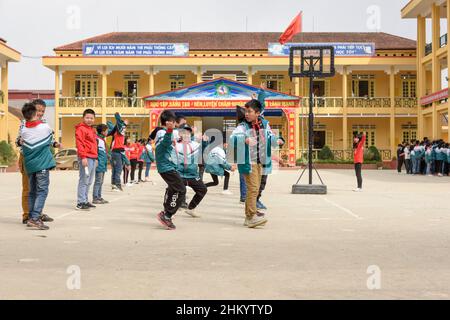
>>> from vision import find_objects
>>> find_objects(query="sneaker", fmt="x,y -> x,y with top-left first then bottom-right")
126,182 -> 133,187
112,185 -> 120,192
76,203 -> 90,211
116,184 -> 124,191
185,208 -> 200,218
93,198 -> 105,205
86,202 -> 96,209
256,211 -> 265,217
353,188 -> 363,192
139,179 -> 145,183
22,218 -> 29,225
41,214 -> 54,222
221,190 -> 233,195
157,211 -> 176,230
27,219 -> 49,230
243,217 -> 250,226
256,200 -> 267,210
133,180 -> 139,184
99,198 -> 109,204
239,199 -> 245,205
247,215 -> 268,228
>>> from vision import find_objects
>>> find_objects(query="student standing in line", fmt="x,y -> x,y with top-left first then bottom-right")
353,133 -> 366,192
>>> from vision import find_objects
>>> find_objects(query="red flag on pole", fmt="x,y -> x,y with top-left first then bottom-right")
279,12 -> 303,45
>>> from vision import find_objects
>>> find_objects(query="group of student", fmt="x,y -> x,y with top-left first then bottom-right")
397,139 -> 450,176
17,86 -> 284,231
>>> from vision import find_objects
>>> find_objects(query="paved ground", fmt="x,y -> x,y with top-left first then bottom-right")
0,168 -> 449,300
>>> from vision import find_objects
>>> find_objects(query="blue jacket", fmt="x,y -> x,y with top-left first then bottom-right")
205,146 -> 232,176
175,141 -> 201,179
21,122 -> 56,174
141,144 -> 155,163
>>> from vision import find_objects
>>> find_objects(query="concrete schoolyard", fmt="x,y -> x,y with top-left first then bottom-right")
0,169 -> 449,299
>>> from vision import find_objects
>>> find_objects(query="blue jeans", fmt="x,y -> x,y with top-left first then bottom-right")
111,152 -> 123,186
93,171 -> 105,200
28,169 -> 50,221
77,158 -> 96,204
239,173 -> 247,201
145,162 -> 151,178
412,158 -> 421,174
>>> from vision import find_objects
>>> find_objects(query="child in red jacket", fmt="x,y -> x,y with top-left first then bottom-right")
75,109 -> 98,210
353,133 -> 366,192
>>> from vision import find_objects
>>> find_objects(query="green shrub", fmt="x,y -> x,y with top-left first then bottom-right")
318,145 -> 334,160
364,146 -> 381,162
0,141 -> 17,166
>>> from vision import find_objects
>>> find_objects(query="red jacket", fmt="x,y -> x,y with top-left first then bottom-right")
112,131 -> 126,151
75,122 -> 98,159
353,134 -> 366,164
136,144 -> 145,162
128,143 -> 139,160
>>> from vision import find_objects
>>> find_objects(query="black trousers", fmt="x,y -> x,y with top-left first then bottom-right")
130,159 -> 138,181
205,171 -> 230,190
183,177 -> 208,210
198,164 -> 205,180
160,170 -> 187,217
405,159 -> 412,174
397,157 -> 404,173
123,166 -> 129,184
257,175 -> 268,201
137,161 -> 144,181
354,163 -> 362,189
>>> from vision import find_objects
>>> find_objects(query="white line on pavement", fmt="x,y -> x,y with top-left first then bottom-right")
323,197 -> 362,220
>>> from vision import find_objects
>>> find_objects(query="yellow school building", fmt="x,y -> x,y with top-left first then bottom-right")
0,37 -> 21,143
402,0 -> 450,142
43,32 -> 419,164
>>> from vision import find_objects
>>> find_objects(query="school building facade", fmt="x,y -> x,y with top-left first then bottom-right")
43,32 -> 419,164
0,37 -> 21,143
402,0 -> 450,143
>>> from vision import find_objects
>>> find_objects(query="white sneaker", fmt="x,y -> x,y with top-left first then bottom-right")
221,190 -> 233,195
126,182 -> 134,187
247,215 -> 268,228
353,188 -> 362,192
185,209 -> 200,218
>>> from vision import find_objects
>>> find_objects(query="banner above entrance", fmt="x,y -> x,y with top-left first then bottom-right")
268,42 -> 375,56
82,43 -> 189,56
144,78 -> 300,109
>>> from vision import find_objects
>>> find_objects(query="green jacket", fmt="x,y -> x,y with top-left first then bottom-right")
141,144 -> 155,163
175,141 -> 201,179
155,128 -> 177,173
229,117 -> 279,175
96,134 -> 108,173
205,146 -> 232,176
435,148 -> 446,161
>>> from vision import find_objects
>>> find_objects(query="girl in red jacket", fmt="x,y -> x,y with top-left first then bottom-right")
353,133 -> 366,192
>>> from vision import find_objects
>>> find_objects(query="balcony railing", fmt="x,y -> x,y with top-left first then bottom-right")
395,97 -> 418,108
59,97 -> 102,108
106,97 -> 144,108
311,97 -> 344,108
347,97 -> 391,108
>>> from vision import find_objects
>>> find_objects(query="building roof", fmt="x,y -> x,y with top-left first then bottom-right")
55,32 -> 417,52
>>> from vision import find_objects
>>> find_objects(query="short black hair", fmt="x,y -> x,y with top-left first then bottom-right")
245,99 -> 262,113
22,103 -> 37,121
83,109 -> 96,117
160,110 -> 176,125
149,127 -> 163,141
96,124 -> 108,135
32,99 -> 46,108
176,115 -> 186,124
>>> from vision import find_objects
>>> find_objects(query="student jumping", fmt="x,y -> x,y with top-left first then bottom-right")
154,110 -> 187,230
175,124 -> 208,218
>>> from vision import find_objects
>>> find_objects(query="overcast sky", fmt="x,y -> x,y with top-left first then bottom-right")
0,0 -> 416,90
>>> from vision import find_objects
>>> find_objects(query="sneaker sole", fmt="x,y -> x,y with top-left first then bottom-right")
75,207 -> 90,211
157,214 -> 176,230
248,219 -> 268,228
185,210 -> 200,218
